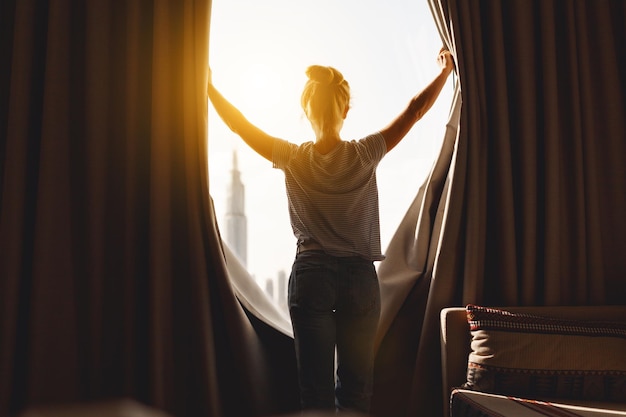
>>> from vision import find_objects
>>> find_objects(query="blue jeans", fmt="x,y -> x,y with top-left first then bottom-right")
288,250 -> 381,414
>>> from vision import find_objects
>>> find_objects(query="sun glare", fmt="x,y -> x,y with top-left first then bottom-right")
238,62 -> 286,117
242,63 -> 277,94
208,0 -> 452,298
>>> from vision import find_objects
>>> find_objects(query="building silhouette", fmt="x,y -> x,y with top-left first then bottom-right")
265,270 -> 288,315
224,150 -> 289,314
224,150 -> 247,267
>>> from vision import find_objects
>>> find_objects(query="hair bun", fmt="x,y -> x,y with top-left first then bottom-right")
306,65 -> 344,86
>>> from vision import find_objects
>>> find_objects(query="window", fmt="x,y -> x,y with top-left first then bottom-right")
208,0 -> 453,311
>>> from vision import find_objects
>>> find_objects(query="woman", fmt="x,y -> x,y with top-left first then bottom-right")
207,48 -> 454,414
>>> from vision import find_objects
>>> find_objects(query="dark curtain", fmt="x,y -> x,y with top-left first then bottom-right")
0,1 -> 298,416
371,1 -> 626,417
3,1 -> 626,417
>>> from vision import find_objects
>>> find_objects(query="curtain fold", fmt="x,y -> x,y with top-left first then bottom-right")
0,0 -> 216,414
0,1 -> 299,416
443,0 -> 626,307
372,1 -> 626,417
371,80 -> 462,417
222,241 -> 293,337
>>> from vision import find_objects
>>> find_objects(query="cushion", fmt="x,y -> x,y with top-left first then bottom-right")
463,304 -> 626,402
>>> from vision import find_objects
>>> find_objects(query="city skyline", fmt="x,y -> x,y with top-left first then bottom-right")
223,150 -> 289,313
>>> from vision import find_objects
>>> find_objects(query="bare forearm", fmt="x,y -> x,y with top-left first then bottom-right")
207,83 -> 274,161
408,66 -> 453,122
379,48 -> 455,152
381,67 -> 453,151
207,83 -> 249,135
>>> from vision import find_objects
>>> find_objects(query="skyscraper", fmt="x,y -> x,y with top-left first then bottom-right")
225,150 -> 247,267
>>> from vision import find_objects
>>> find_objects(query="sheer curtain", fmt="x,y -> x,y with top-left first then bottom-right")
371,1 -> 626,417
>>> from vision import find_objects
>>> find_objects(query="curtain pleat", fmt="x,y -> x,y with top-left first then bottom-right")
1,0 -> 209,413
0,0 -> 301,416
371,1 -> 626,417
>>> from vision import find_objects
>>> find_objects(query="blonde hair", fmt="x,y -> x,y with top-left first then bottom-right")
301,65 -> 350,135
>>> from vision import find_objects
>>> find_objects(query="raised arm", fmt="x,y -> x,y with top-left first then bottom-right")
379,48 -> 455,153
207,71 -> 277,162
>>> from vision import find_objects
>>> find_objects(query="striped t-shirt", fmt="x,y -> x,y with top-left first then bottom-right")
272,133 -> 387,261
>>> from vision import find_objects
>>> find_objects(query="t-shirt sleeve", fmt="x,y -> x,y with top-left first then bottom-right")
272,139 -> 297,169
358,132 -> 387,163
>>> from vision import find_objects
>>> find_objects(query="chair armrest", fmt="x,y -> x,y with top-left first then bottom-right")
440,307 -> 471,417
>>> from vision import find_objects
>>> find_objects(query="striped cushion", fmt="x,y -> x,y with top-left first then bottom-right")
464,305 -> 626,402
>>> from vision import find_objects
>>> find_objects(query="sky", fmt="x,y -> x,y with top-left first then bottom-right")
208,0 -> 454,287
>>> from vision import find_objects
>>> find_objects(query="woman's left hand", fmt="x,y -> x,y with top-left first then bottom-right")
207,67 -> 213,94
437,48 -> 455,73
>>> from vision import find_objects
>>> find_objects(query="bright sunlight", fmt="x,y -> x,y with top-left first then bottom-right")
208,0 -> 453,301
